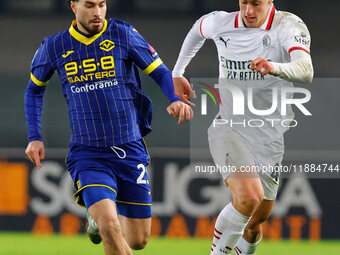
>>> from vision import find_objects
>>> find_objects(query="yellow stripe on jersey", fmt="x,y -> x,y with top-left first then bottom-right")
69,19 -> 108,45
117,200 -> 152,206
143,58 -> 163,75
30,73 -> 48,86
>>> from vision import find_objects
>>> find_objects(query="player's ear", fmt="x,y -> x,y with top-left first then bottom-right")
70,1 -> 77,15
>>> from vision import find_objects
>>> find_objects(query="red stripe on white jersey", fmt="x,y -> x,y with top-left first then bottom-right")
235,12 -> 240,28
265,5 -> 276,30
288,46 -> 311,55
200,17 -> 206,38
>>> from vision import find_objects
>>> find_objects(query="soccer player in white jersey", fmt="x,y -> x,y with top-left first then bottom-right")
173,0 -> 313,254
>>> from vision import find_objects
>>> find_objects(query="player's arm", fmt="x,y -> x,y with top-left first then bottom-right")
128,26 -> 192,124
172,13 -> 216,104
148,66 -> 193,124
251,50 -> 313,83
25,39 -> 55,168
251,16 -> 314,83
272,50 -> 313,83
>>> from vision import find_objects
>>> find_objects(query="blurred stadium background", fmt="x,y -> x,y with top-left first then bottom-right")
0,0 -> 339,254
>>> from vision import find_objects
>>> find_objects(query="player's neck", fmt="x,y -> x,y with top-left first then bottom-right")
74,21 -> 99,37
75,22 -> 89,35
74,24 -> 92,38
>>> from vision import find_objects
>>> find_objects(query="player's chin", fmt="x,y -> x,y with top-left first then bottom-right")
244,19 -> 257,28
88,23 -> 103,34
245,23 -> 257,28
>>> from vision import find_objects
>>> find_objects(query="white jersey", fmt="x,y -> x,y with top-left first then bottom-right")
173,4 -> 312,145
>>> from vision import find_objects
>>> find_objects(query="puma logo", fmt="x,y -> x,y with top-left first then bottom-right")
219,37 -> 230,47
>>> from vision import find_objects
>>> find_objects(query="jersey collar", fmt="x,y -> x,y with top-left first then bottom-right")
235,4 -> 276,30
69,19 -> 108,45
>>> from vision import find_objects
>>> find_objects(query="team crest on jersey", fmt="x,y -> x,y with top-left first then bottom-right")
99,40 -> 115,52
263,35 -> 272,49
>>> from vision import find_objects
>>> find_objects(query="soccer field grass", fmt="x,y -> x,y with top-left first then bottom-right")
0,233 -> 339,255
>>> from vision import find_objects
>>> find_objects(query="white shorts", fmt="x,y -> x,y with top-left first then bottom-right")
208,128 -> 284,200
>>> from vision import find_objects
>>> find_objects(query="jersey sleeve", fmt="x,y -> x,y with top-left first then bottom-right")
281,15 -> 311,55
172,12 -> 219,77
127,26 -> 180,103
30,38 -> 55,86
127,26 -> 163,75
25,39 -> 55,142
198,11 -> 218,39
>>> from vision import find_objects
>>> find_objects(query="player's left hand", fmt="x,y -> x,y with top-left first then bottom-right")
167,101 -> 193,125
251,57 -> 275,75
25,140 -> 45,169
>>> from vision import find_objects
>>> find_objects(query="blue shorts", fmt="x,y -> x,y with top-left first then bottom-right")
66,139 -> 152,219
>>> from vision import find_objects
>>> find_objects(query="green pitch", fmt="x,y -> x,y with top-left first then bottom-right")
0,233 -> 339,255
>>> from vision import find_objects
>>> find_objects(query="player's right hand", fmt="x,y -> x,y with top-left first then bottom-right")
25,141 -> 45,169
167,101 -> 193,125
173,77 -> 196,106
250,57 -> 275,75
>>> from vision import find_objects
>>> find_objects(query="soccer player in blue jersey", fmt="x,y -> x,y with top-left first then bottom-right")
24,1 -> 192,254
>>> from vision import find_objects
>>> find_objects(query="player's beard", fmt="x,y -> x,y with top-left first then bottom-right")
79,19 -> 103,36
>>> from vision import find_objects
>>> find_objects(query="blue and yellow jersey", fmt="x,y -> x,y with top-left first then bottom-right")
25,18 -> 180,147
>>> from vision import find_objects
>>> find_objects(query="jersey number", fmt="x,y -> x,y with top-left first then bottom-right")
65,56 -> 115,76
137,164 -> 149,184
